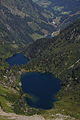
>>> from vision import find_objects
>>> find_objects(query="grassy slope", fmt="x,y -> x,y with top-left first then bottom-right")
24,20 -> 80,119
0,85 -> 19,113
0,3 -> 80,118
33,0 -> 80,30
0,60 -> 27,115
0,0 -> 54,44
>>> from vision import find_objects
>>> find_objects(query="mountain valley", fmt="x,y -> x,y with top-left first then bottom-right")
0,0 -> 80,120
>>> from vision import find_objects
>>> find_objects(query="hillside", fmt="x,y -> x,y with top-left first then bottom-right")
0,19 -> 80,120
0,0 -> 54,45
25,19 -> 80,119
0,1 -> 80,120
33,0 -> 80,30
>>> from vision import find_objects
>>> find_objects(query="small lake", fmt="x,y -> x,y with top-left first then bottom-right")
6,53 -> 29,66
21,72 -> 61,109
6,53 -> 61,109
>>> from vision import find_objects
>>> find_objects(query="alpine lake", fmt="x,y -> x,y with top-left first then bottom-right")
6,53 -> 61,109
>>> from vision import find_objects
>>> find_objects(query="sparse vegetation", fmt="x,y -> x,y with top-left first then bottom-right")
0,0 -> 80,120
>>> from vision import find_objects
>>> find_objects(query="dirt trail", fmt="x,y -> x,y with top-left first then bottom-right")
68,59 -> 80,69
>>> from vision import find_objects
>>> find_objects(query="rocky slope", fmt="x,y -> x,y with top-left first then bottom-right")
0,107 -> 78,120
0,1 -> 80,120
33,0 -> 80,29
0,0 -> 54,45
25,19 -> 80,119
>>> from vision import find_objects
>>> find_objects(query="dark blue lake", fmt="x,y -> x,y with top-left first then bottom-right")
6,53 -> 29,66
21,72 -> 61,109
6,53 -> 60,109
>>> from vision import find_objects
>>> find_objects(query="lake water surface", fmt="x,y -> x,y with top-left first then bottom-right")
6,53 -> 61,109
21,72 -> 61,109
6,53 -> 29,66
